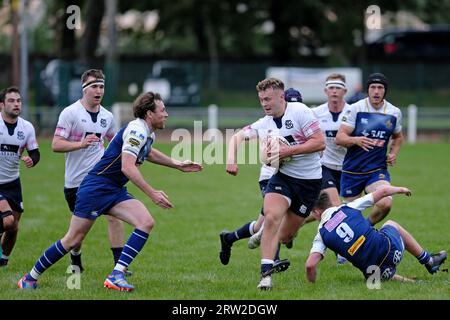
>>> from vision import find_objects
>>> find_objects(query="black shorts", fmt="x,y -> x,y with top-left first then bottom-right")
0,178 -> 24,213
321,165 -> 342,193
266,172 -> 322,218
64,187 -> 79,213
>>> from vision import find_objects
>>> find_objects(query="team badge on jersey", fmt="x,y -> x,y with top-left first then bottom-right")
128,137 -> 140,147
284,120 -> 294,129
100,119 -> 107,127
17,131 -> 25,140
385,119 -> 392,129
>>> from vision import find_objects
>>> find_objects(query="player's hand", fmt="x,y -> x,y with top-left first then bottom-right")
226,163 -> 239,176
149,189 -> 173,209
399,187 -> 412,197
178,160 -> 203,172
392,186 -> 412,197
278,143 -> 292,160
355,136 -> 376,152
81,134 -> 100,148
21,155 -> 34,168
386,153 -> 397,166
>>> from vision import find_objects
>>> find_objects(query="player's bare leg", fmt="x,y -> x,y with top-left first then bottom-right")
0,210 -> 20,266
383,220 -> 447,274
258,193 -> 289,290
106,215 -> 133,276
366,180 -> 392,225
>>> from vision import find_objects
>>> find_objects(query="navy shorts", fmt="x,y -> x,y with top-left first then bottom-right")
265,172 -> 321,217
340,169 -> 390,198
64,187 -> 78,212
321,165 -> 342,193
378,225 -> 405,281
74,175 -> 134,220
0,178 -> 24,213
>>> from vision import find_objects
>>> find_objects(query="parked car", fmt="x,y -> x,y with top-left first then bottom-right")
40,59 -> 85,106
143,61 -> 200,106
366,26 -> 450,61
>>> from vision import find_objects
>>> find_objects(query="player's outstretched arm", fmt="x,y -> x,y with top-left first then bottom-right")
371,185 -> 412,203
391,274 -> 416,283
305,252 -> 323,283
226,130 -> 248,176
122,152 -> 173,209
147,148 -> 202,172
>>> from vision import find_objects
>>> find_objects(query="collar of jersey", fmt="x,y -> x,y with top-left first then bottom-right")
365,98 -> 387,114
137,118 -> 152,136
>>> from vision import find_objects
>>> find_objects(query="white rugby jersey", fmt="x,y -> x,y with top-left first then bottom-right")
0,114 -> 39,184
342,98 -> 402,134
121,118 -> 156,161
312,103 -> 352,170
244,102 -> 322,179
54,100 -> 116,188
259,164 -> 276,181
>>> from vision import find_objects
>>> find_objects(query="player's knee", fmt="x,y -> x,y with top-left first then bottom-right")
64,233 -> 87,250
1,211 -> 15,231
377,198 -> 392,213
137,216 -> 154,233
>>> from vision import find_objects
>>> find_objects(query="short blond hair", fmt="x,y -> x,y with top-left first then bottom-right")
256,78 -> 285,92
326,73 -> 346,83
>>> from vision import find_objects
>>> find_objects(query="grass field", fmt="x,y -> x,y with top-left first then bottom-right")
0,139 -> 449,300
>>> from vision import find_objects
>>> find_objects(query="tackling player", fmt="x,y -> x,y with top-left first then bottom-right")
305,186 -> 447,283
18,91 -> 202,291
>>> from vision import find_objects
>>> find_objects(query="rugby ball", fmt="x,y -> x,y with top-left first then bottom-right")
260,135 -> 292,169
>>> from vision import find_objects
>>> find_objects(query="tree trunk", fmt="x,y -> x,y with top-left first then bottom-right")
80,0 -> 105,66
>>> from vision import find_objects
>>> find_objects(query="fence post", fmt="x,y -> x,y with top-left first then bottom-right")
112,103 -> 121,132
407,104 -> 417,144
206,104 -> 219,141
208,104 -> 218,131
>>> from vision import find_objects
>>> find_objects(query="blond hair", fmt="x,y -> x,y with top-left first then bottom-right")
256,78 -> 285,92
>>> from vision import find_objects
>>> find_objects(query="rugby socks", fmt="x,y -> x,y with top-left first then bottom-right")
225,221 -> 255,244
261,259 -> 274,275
417,250 -> 431,265
274,243 -> 281,261
28,240 -> 68,280
113,229 -> 148,273
111,247 -> 124,265
0,254 -> 9,266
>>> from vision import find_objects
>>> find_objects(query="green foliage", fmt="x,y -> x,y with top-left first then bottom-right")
0,140 -> 448,300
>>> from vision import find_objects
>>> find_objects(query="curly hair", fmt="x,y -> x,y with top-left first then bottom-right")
133,91 -> 163,119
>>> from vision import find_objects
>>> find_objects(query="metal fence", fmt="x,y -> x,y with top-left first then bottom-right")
29,104 -> 450,143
